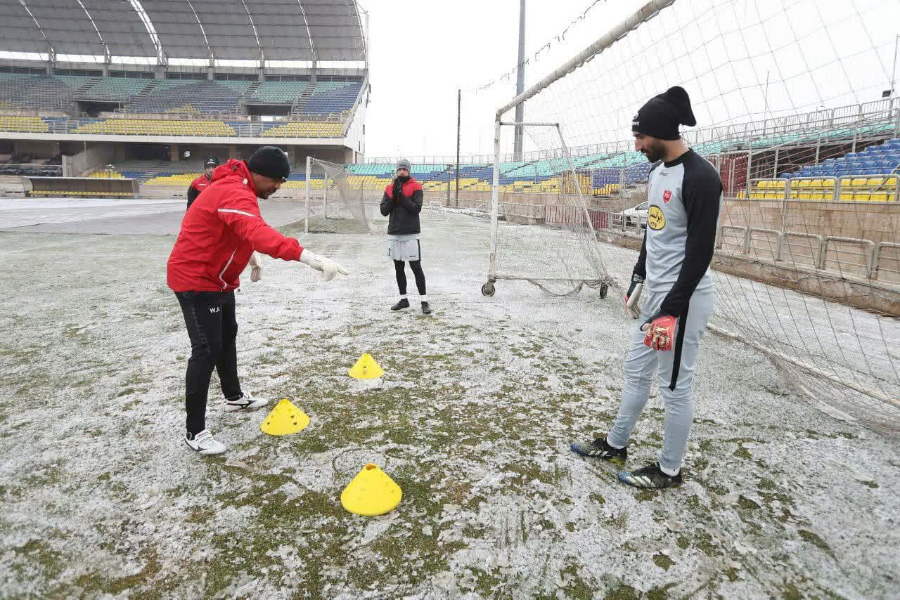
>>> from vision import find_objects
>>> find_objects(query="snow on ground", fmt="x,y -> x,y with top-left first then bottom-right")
0,198 -> 898,599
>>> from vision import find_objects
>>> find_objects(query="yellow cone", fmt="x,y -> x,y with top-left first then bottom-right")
348,353 -> 384,379
260,399 -> 310,436
340,463 -> 402,516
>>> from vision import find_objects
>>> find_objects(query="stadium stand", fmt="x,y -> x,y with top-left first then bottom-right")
0,115 -> 49,133
0,72 -> 364,119
0,73 -> 79,111
305,81 -> 364,115
746,138 -> 900,202
262,121 -> 344,138
126,80 -> 251,115
72,119 -> 237,137
250,81 -> 309,104
82,77 -> 154,102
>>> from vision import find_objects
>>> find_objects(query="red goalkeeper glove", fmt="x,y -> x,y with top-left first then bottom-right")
643,315 -> 677,351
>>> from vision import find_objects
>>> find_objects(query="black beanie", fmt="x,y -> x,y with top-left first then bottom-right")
631,86 -> 697,141
247,146 -> 291,181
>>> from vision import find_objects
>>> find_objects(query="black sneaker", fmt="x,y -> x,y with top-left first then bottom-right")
570,436 -> 627,464
391,298 -> 410,311
421,302 -> 432,315
617,462 -> 682,489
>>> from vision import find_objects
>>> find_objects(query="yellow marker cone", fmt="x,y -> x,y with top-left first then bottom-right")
348,353 -> 384,379
260,399 -> 310,436
340,463 -> 402,516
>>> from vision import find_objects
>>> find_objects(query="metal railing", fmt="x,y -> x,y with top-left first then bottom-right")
714,225 -> 894,281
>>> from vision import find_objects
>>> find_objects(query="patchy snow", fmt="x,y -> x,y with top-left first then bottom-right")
0,198 -> 898,598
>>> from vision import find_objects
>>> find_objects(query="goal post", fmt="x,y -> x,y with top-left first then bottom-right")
482,0 -> 676,299
484,120 -> 609,297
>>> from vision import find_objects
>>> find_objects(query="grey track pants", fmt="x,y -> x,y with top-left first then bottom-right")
607,286 -> 715,473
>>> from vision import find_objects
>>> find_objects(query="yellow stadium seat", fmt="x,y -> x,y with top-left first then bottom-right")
262,122 -> 343,138
0,116 -> 48,133
74,119 -> 236,137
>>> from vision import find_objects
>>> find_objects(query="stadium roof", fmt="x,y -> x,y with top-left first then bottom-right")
0,0 -> 367,69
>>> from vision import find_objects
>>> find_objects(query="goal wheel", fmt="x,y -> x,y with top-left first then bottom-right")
599,283 -> 608,299
481,281 -> 495,297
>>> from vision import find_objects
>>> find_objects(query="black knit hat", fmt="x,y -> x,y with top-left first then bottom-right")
247,146 -> 291,182
631,86 -> 697,141
205,157 -> 220,168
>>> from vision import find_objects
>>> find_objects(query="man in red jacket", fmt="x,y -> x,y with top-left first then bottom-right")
168,146 -> 347,455
186,157 -> 219,209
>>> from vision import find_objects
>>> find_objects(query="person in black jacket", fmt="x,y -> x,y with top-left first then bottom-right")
186,157 -> 219,209
380,158 -> 430,314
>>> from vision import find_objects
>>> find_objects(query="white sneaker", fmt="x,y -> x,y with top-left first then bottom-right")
224,393 -> 269,412
184,430 -> 227,455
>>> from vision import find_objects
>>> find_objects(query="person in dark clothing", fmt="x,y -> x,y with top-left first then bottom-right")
571,87 -> 722,490
380,158 -> 431,315
186,157 -> 220,209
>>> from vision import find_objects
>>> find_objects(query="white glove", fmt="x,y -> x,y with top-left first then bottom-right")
249,252 -> 262,282
300,249 -> 349,282
624,274 -> 644,319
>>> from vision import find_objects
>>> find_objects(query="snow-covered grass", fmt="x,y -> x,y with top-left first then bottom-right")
0,199 -> 898,598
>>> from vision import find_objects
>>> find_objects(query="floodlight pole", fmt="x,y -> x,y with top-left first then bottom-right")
513,0 -> 526,161
456,88 -> 461,207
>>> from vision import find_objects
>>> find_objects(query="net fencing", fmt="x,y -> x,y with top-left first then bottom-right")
481,0 -> 900,432
304,157 -> 375,234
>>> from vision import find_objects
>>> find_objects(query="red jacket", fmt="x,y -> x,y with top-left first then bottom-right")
167,159 -> 303,292
186,173 -> 212,208
190,174 -> 212,194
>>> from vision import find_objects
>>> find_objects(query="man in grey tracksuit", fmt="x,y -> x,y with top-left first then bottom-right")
571,86 -> 722,489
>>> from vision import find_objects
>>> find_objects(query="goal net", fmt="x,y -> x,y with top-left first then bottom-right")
484,122 -> 611,297
482,0 -> 900,432
304,157 -> 372,234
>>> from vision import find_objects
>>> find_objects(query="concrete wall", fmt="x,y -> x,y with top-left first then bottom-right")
12,140 -> 59,158
62,144 -> 116,177
721,200 -> 900,246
